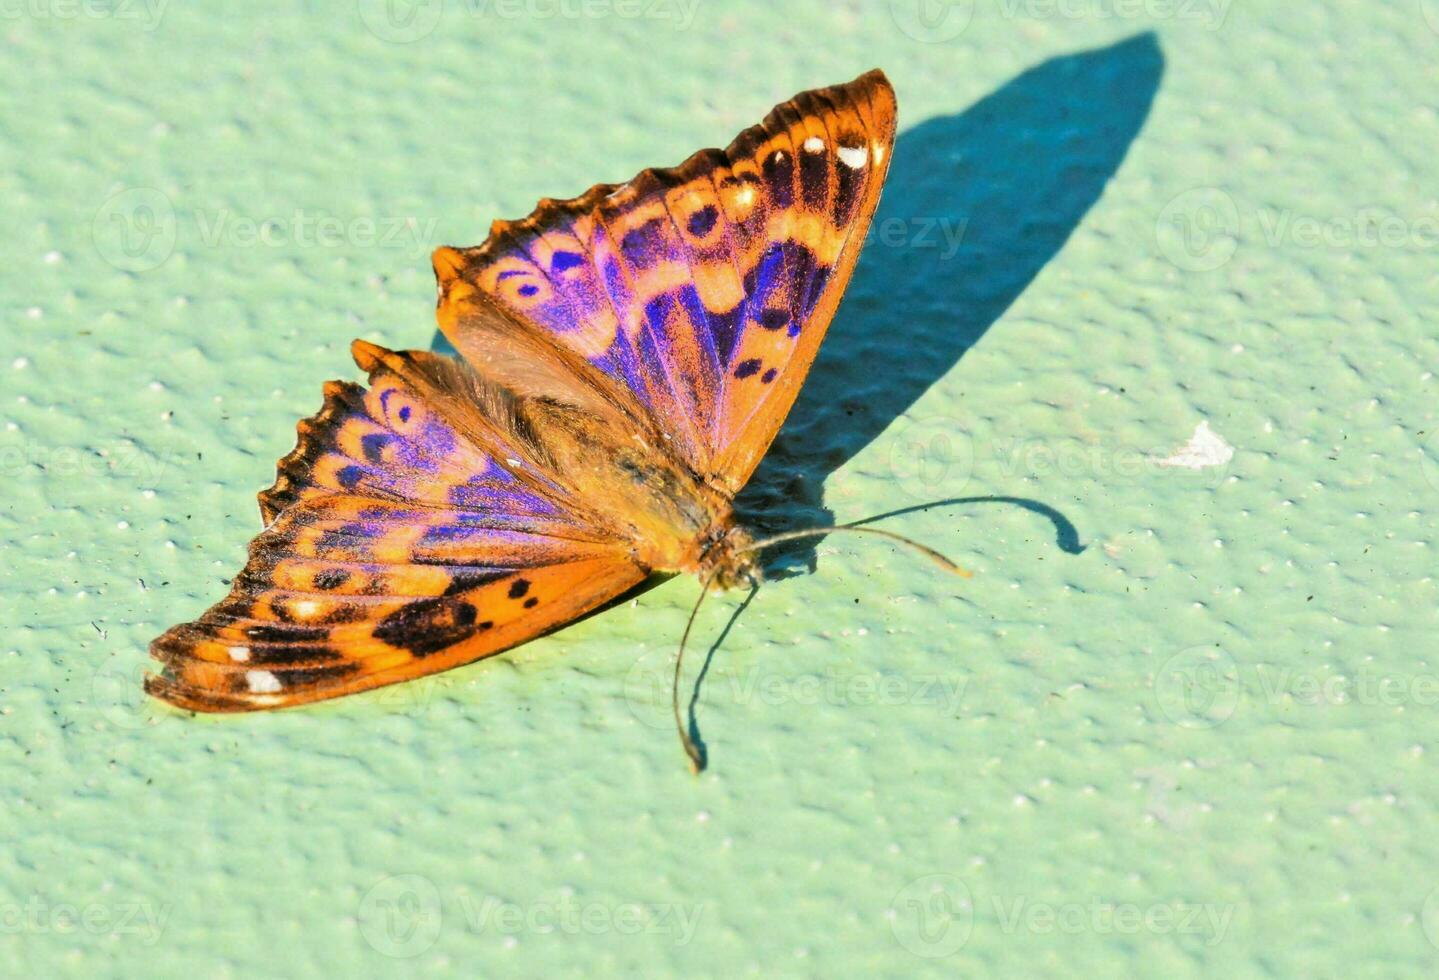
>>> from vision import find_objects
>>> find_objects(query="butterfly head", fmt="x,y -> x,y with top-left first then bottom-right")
696,523 -> 764,592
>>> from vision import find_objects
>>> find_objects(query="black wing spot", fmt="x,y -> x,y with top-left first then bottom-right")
686,205 -> 718,238
374,597 -> 479,657
758,308 -> 789,331
508,579 -> 531,599
245,623 -> 329,644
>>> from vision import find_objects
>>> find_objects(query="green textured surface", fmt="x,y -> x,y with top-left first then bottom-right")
4,1 -> 1439,976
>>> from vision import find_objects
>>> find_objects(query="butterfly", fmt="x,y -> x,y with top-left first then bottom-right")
147,68 -> 962,769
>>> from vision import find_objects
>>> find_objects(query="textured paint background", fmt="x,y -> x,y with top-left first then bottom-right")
4,1 -> 1439,976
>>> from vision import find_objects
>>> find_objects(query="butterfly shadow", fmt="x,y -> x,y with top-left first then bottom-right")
735,33 -> 1164,573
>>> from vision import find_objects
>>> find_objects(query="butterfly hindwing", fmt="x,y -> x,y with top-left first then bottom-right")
146,349 -> 646,712
434,69 -> 897,492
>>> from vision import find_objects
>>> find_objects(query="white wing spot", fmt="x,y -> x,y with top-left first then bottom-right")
837,145 -> 868,169
292,599 -> 321,619
802,136 -> 825,153
246,670 -> 283,694
228,645 -> 250,663
872,144 -> 886,164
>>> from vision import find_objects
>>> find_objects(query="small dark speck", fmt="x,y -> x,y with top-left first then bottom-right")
1307,595 -> 1314,601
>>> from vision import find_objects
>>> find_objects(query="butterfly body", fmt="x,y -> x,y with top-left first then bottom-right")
147,69 -> 896,713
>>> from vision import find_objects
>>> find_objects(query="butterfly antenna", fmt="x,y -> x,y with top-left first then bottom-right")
737,524 -> 973,578
673,568 -> 721,775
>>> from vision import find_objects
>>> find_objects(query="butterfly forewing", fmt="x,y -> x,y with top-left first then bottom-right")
435,68 -> 897,492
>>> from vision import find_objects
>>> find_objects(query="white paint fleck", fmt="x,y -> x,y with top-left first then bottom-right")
837,145 -> 867,169
11,357 -> 27,370
1153,421 -> 1234,470
802,135 -> 824,153
246,670 -> 282,693
228,646 -> 250,662
43,250 -> 61,265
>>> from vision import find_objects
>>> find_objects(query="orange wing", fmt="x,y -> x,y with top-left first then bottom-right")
147,348 -> 646,712
433,69 -> 897,492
